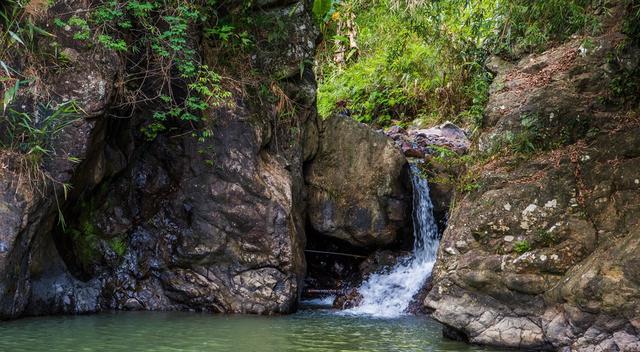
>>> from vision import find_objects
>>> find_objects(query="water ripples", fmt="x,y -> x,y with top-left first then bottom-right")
0,311 -> 501,352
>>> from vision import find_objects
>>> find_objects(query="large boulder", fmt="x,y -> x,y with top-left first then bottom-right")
305,115 -> 411,248
425,5 -> 640,351
1,0 -> 319,318
43,104 -> 312,315
426,127 -> 640,351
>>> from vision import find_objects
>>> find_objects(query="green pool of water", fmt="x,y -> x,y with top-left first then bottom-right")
0,309 -> 503,352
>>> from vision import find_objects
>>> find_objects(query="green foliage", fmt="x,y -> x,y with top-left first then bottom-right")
1,1 -> 234,143
312,0 -> 336,23
67,216 -> 101,269
67,16 -> 90,40
490,0 -> 601,56
108,237 -> 128,257
609,65 -> 640,106
459,68 -> 492,133
605,2 -> 640,107
1,101 -> 81,164
316,0 -> 499,127
316,0 -> 603,129
484,113 -> 564,159
46,0 -> 237,141
0,0 -> 53,54
204,24 -> 252,49
513,240 -> 532,254
317,1 -> 477,126
429,145 -> 459,161
457,171 -> 481,193
419,145 -> 482,194
64,198 -> 128,271
536,229 -> 559,247
97,34 -> 127,52
508,114 -> 547,155
623,0 -> 640,43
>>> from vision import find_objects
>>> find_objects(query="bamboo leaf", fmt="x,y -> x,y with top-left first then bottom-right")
0,60 -> 10,76
3,80 -> 20,112
8,30 -> 25,46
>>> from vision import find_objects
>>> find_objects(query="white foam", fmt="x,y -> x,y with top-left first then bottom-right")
342,164 -> 440,318
300,296 -> 336,307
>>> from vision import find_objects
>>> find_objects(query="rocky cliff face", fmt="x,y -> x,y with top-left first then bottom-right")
0,0 -> 120,317
425,5 -> 640,351
0,0 -> 321,317
0,0 -> 413,319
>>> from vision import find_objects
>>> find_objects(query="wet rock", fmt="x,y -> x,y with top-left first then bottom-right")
384,122 -> 469,230
333,288 -> 362,310
408,122 -> 470,155
331,249 -> 413,311
358,250 -> 407,277
305,115 -> 411,247
402,144 -> 426,159
123,298 -> 144,310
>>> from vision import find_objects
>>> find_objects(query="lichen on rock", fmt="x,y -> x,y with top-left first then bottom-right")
425,4 -> 640,350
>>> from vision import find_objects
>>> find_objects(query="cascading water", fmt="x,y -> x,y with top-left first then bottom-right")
343,163 -> 440,318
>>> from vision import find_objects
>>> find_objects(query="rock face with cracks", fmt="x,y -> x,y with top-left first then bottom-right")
0,0 -> 324,317
0,0 -> 120,318
0,0 -> 411,319
425,5 -> 640,351
304,115 -> 411,248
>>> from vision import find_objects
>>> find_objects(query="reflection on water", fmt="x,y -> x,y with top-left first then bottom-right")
0,310 -> 502,352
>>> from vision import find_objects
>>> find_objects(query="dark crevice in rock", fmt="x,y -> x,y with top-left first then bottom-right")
52,114 -> 134,282
442,324 -> 471,343
302,224 -> 371,297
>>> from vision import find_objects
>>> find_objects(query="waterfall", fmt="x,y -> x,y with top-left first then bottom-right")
343,163 -> 440,318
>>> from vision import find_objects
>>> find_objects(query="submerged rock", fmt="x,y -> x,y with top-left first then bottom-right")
333,288 -> 363,310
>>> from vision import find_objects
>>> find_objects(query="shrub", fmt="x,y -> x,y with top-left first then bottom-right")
316,0 -> 491,127
536,229 -> 559,247
0,101 -> 81,172
490,0 -> 601,57
85,0 -> 234,140
514,240 -> 532,254
315,0 -> 604,129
